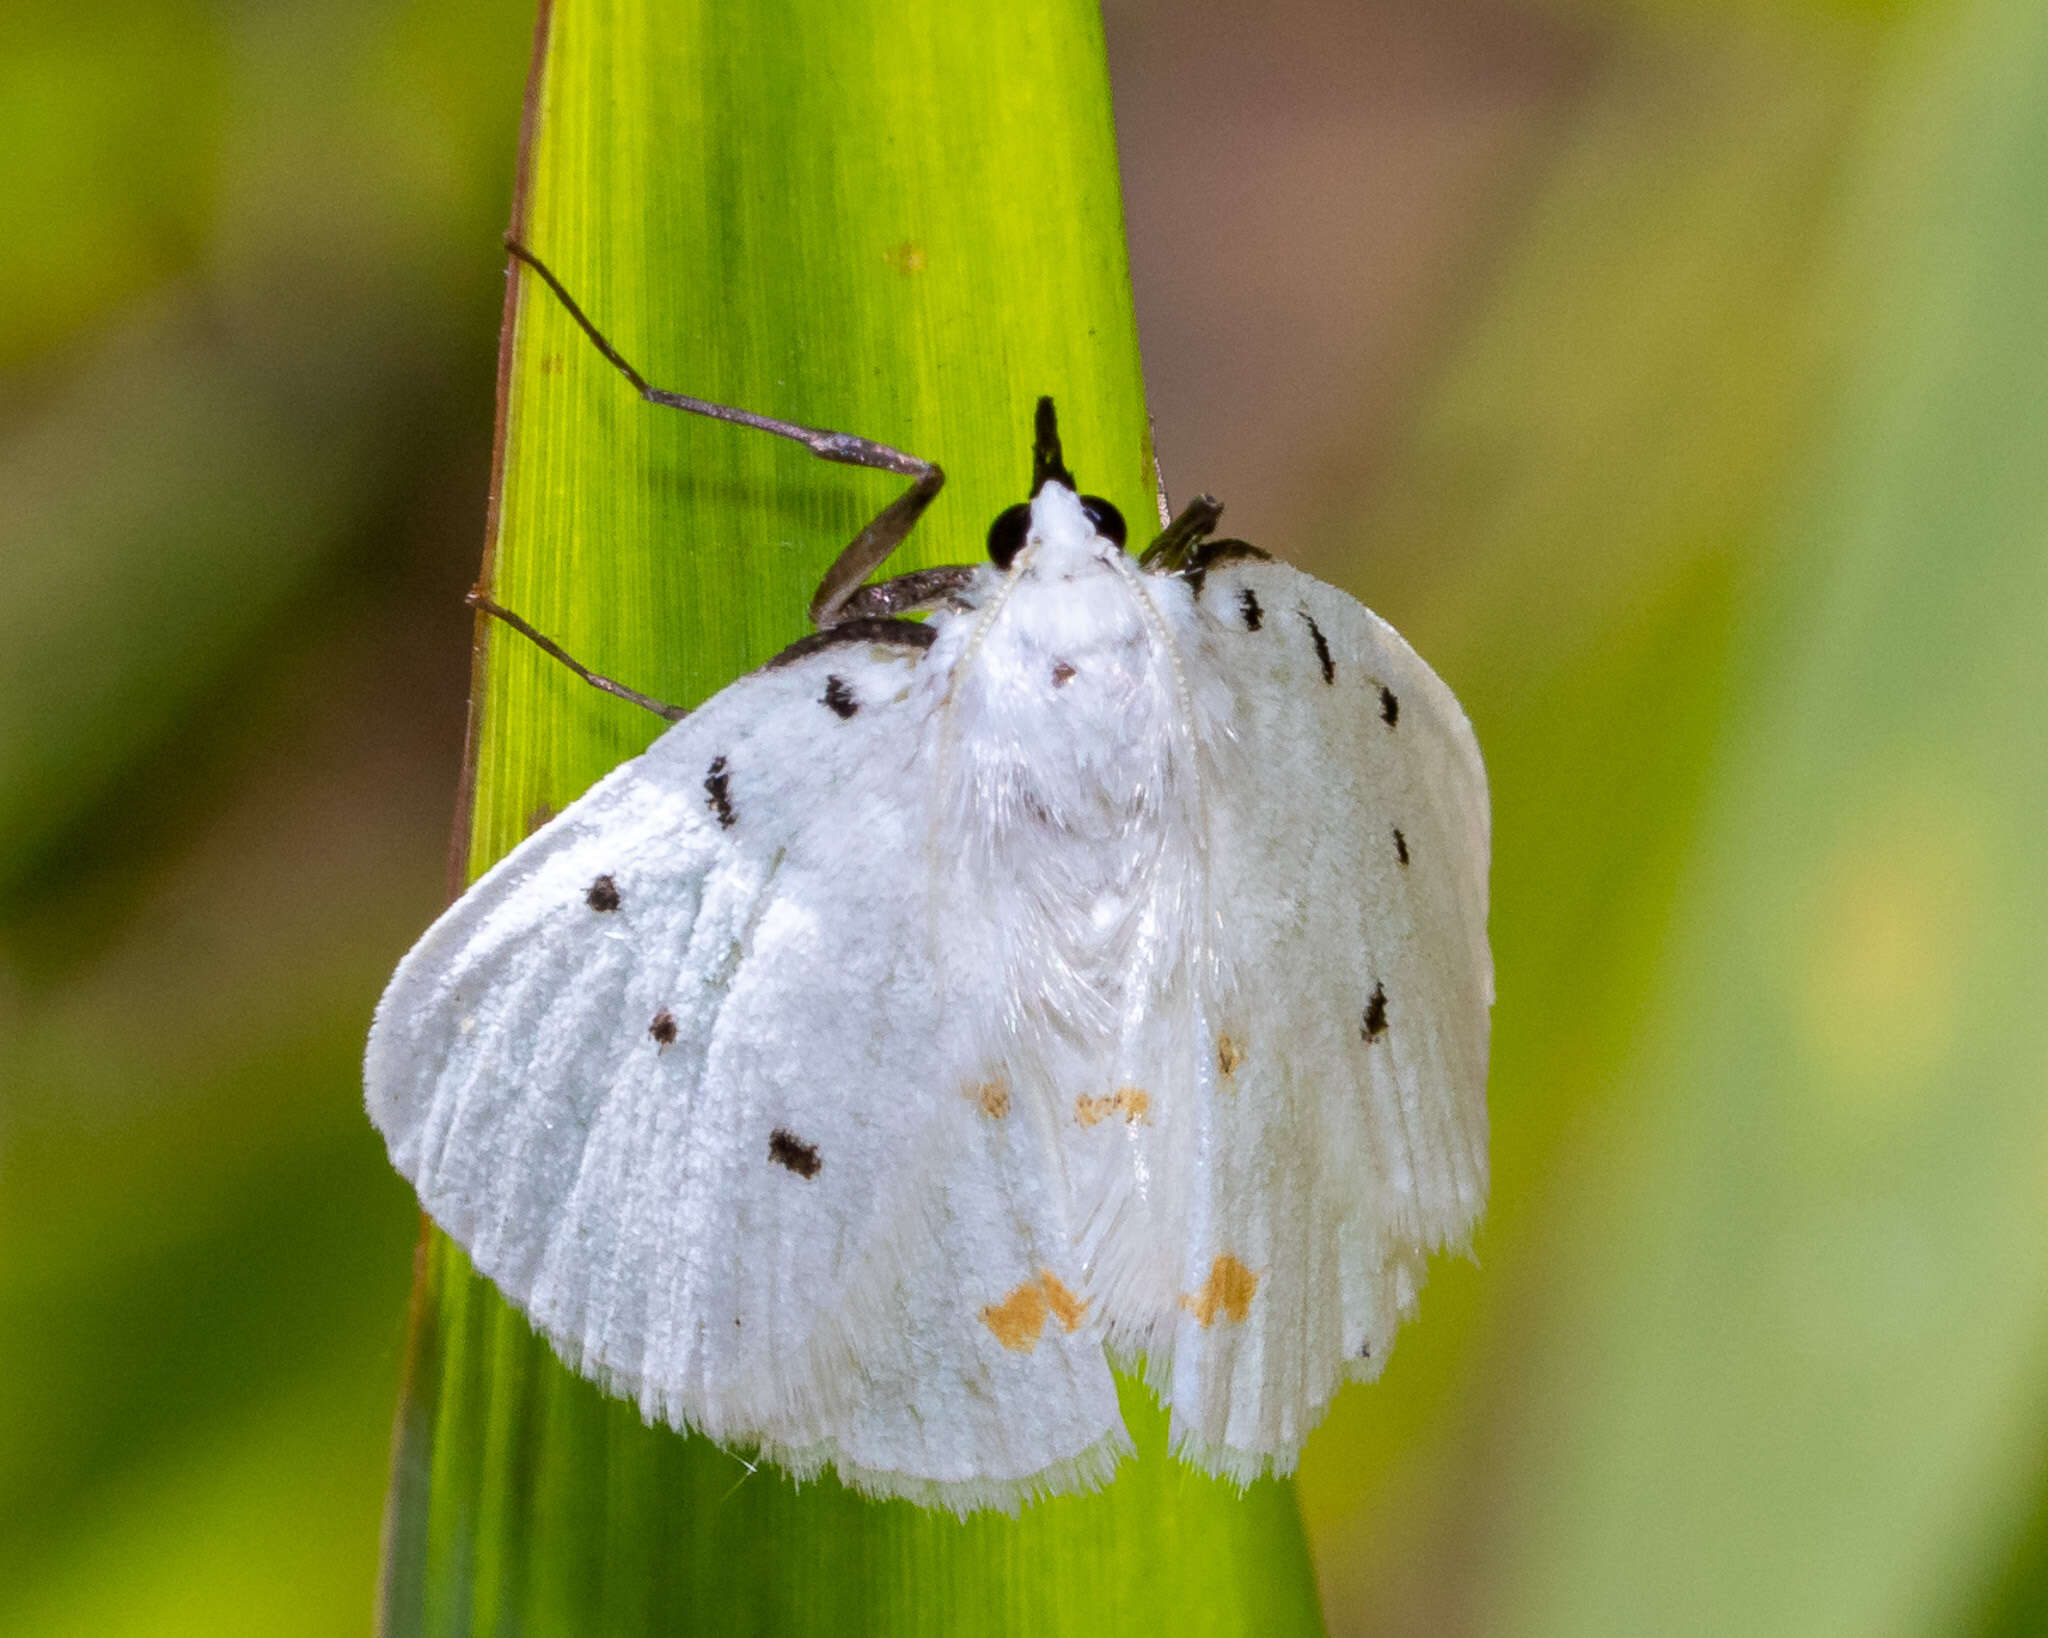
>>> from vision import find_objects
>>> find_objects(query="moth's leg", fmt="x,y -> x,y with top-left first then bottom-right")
1138,494 -> 1225,575
831,564 -> 980,621
468,592 -> 688,723
505,237 -> 945,631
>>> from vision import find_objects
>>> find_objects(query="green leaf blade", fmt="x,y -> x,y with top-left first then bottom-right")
382,2 -> 1326,1633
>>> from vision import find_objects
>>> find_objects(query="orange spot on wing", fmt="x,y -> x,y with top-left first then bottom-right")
1075,1087 -> 1151,1127
1217,1034 -> 1243,1078
1180,1254 -> 1259,1327
982,1271 -> 1091,1350
982,1281 -> 1049,1351
971,1079 -> 1011,1119
1037,1271 -> 1089,1333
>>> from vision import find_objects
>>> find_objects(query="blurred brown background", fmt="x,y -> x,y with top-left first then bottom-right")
7,0 -> 2048,1632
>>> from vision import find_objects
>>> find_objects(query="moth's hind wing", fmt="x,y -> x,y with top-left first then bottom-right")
366,637 -> 1119,1505
779,1077 -> 1127,1509
1164,556 -> 1492,1480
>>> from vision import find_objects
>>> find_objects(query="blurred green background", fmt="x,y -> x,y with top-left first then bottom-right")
5,0 -> 2046,1632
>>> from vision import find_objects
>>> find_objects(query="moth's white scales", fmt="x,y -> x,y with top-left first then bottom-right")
367,480 -> 1490,1512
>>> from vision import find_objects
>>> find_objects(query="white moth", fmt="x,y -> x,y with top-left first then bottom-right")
366,242 -> 1492,1514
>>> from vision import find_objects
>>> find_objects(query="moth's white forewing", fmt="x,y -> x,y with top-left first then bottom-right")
1146,554 -> 1492,1480
366,635 -> 1120,1508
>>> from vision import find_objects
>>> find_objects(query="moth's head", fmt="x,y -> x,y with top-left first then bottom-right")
984,397 -> 1127,572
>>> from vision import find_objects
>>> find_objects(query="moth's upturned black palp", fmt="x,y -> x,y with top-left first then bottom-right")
1031,396 -> 1077,495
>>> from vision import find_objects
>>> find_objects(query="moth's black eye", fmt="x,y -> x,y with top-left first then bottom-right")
987,502 -> 1031,570
1080,496 -> 1126,547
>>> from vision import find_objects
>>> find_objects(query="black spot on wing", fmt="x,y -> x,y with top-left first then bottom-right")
705,756 -> 736,828
769,1128 -> 821,1178
1380,686 -> 1400,727
649,1009 -> 677,1047
1300,611 -> 1334,683
586,874 -> 621,912
1362,983 -> 1389,1042
1393,827 -> 1409,866
1358,1340 -> 1372,1360
822,674 -> 858,718
1237,587 -> 1263,631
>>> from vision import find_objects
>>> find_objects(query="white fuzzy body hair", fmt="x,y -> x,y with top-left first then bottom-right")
929,484 -> 1233,1360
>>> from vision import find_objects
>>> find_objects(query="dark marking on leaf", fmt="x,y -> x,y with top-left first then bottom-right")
649,1009 -> 678,1047
1393,828 -> 1409,866
1238,587 -> 1263,631
822,675 -> 858,718
1362,983 -> 1389,1042
586,874 -> 621,913
705,756 -> 736,828
769,1128 -> 821,1178
1380,686 -> 1400,727
525,801 -> 557,837
1051,660 -> 1077,688
1300,612 -> 1334,683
